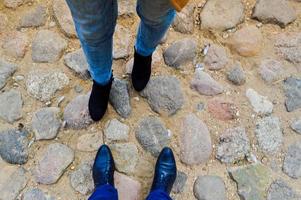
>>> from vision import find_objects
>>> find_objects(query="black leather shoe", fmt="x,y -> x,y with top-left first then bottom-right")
150,147 -> 177,194
131,49 -> 152,92
92,145 -> 115,187
88,76 -> 113,121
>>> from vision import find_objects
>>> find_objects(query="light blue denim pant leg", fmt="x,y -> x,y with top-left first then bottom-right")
65,0 -> 175,85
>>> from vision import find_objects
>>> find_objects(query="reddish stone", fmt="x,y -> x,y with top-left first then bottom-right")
208,99 -> 238,120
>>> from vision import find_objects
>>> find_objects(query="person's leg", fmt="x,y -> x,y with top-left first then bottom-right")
132,0 -> 176,91
88,145 -> 118,200
88,184 -> 118,200
145,147 -> 177,200
135,0 -> 176,56
65,0 -> 117,85
66,0 -> 118,121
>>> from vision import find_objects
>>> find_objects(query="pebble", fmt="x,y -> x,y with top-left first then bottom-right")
2,31 -> 29,59
227,26 -> 263,57
53,0 -> 77,37
283,77 -> 301,112
0,128 -> 29,165
0,89 -> 23,123
163,38 -> 197,68
0,59 -> 18,89
26,70 -> 69,102
32,107 -> 61,140
135,116 -> 170,157
4,0 -> 24,9
115,172 -> 141,200
246,88 -> 273,115
267,179 -> 301,200
255,116 -> 283,155
23,188 -> 55,200
141,76 -> 184,116
64,49 -> 90,79
19,5 -> 47,28
77,132 -> 103,152
70,161 -> 94,195
216,127 -> 250,164
227,62 -> 246,85
104,119 -> 129,142
0,165 -> 28,200
109,78 -> 131,118
74,84 -> 83,93
34,143 -> 74,184
283,141 -> 301,179
274,33 -> 301,64
204,44 -> 229,70
172,171 -> 188,194
252,0 -> 297,28
208,98 -> 238,121
259,59 -> 284,83
200,0 -> 244,31
172,3 -> 195,34
228,164 -> 272,200
180,114 -> 212,165
32,30 -> 67,63
190,69 -> 224,96
113,25 -> 131,59
291,119 -> 301,134
63,93 -> 93,129
193,176 -> 226,200
109,143 -> 138,174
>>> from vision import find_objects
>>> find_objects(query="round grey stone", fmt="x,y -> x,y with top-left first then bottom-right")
180,114 -> 212,165
26,70 -> 69,102
135,116 -> 170,157
227,62 -> 246,85
0,59 -> 18,89
32,107 -> 61,140
283,141 -> 301,179
0,89 -> 23,123
109,78 -> 131,118
23,188 -> 55,200
19,5 -> 47,28
172,171 -> 188,194
255,116 -> 283,155
34,143 -> 74,184
63,49 -> 90,79
216,127 -> 250,164
0,128 -> 29,165
284,77 -> 301,112
141,76 -> 184,116
64,94 -> 93,129
291,119 -> 301,134
163,38 -> 197,68
32,30 -> 67,63
104,119 -> 129,142
193,176 -> 226,200
267,179 -> 301,200
70,161 -> 94,195
204,44 -> 229,70
109,143 -> 139,175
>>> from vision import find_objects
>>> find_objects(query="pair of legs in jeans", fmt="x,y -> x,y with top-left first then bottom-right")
66,0 -> 176,122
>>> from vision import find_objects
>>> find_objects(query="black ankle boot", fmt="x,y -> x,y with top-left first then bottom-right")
92,145 -> 115,187
150,147 -> 177,194
131,50 -> 152,92
88,77 -> 113,121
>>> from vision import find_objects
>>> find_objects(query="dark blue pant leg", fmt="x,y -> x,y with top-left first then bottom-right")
88,184 -> 118,200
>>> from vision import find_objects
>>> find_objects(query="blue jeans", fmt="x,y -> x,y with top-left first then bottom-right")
88,184 -> 172,200
66,0 -> 176,85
